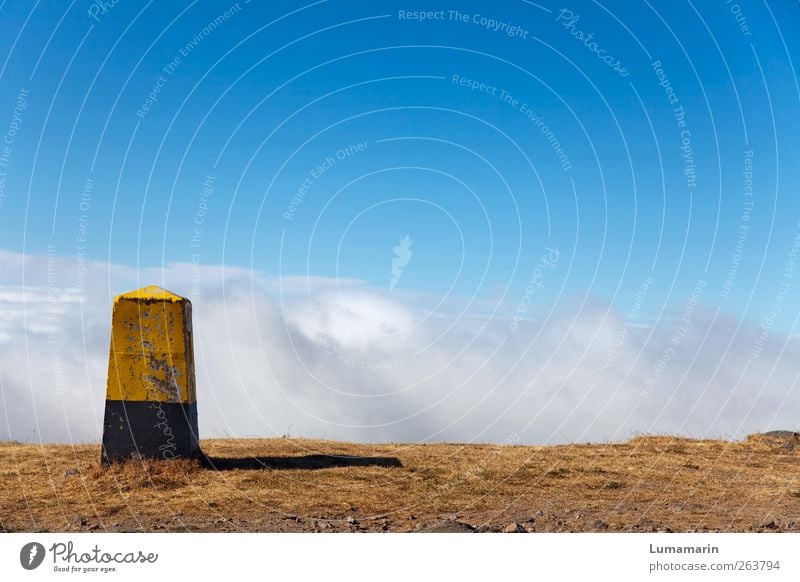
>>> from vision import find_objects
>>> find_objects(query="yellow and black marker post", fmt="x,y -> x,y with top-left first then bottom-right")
101,286 -> 199,464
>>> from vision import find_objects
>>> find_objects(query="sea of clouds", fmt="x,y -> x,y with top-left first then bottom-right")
1,249 -> 798,445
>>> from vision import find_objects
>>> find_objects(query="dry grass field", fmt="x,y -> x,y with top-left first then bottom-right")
2,434 -> 800,533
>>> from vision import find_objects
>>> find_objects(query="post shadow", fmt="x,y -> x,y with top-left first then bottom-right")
199,452 -> 402,471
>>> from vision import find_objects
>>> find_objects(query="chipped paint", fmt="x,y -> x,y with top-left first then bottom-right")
104,286 -> 196,403
114,285 -> 186,304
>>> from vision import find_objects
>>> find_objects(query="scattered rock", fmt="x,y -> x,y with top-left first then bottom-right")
545,468 -> 570,478
749,431 -> 800,450
73,516 -> 88,527
636,518 -> 658,531
420,520 -> 476,533
759,520 -> 779,530
166,524 -> 200,532
591,519 -> 609,530
503,522 -> 525,533
64,468 -> 80,477
761,431 -> 800,439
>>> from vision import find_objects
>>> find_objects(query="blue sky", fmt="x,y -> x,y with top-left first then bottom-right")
2,2 -> 800,443
0,1 -> 799,326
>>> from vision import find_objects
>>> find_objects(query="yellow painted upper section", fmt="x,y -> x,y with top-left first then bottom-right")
115,286 -> 187,304
105,287 -> 196,403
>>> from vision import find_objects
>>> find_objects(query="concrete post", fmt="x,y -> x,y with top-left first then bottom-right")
101,286 -> 199,464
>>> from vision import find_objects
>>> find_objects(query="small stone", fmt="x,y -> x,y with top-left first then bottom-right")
420,520 -> 476,533
760,431 -> 800,439
64,468 -> 80,477
637,518 -> 657,531
592,519 -> 609,530
503,522 -> 525,533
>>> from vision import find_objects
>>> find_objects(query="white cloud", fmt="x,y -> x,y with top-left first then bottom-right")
0,250 -> 798,445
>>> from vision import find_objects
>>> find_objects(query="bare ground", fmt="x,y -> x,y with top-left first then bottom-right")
2,435 -> 800,533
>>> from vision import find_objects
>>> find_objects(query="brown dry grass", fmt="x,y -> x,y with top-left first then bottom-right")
2,435 -> 800,532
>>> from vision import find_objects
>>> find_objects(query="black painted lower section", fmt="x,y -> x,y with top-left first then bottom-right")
101,400 -> 199,464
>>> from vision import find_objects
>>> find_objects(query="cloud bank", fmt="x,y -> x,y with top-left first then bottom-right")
1,250 -> 798,445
